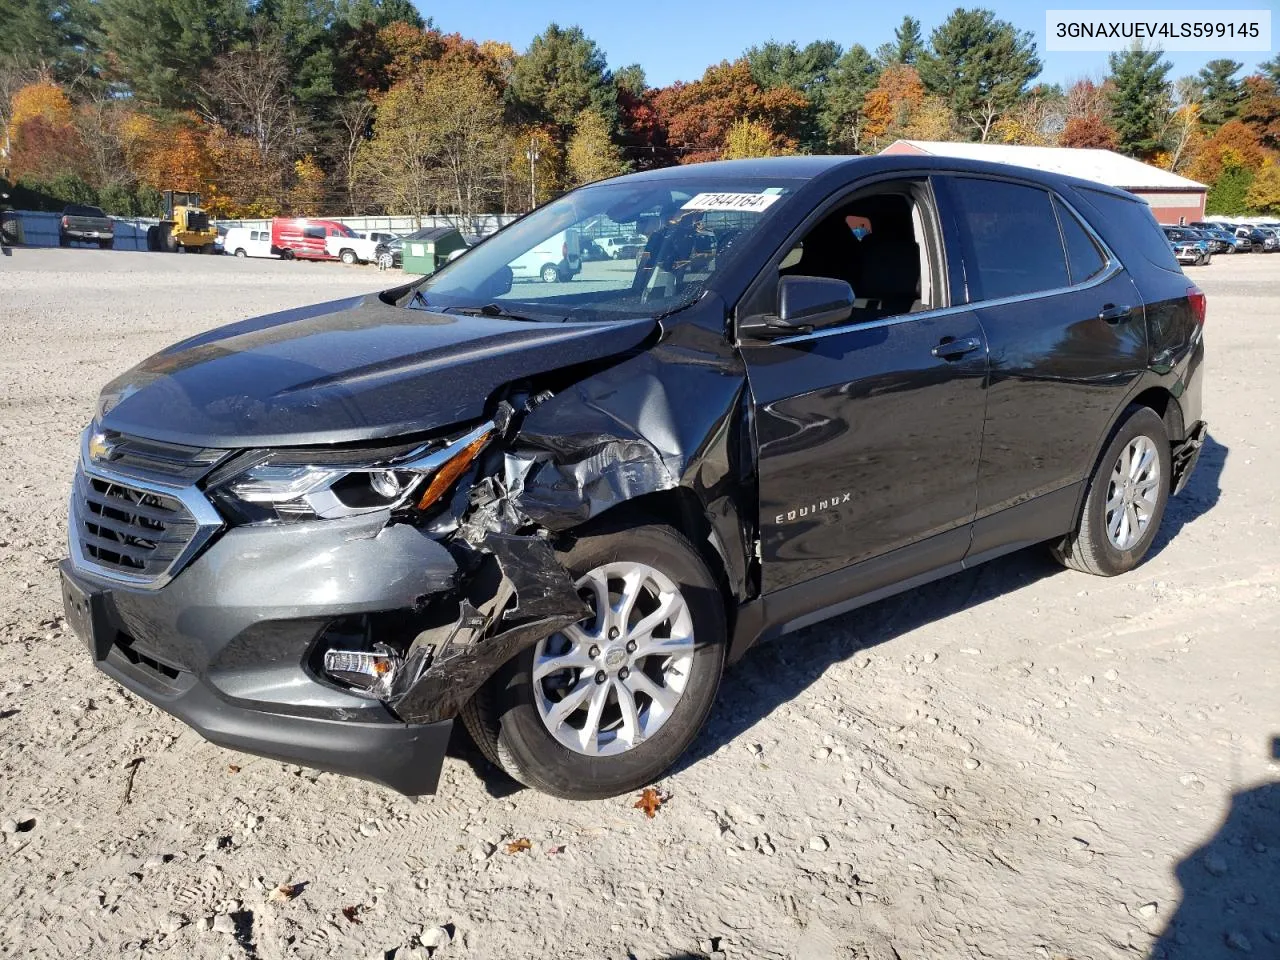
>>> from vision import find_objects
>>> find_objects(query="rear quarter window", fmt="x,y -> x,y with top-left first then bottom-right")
1054,197 -> 1107,284
1074,187 -> 1181,274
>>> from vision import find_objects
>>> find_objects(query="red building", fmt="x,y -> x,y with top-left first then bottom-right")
882,140 -> 1207,225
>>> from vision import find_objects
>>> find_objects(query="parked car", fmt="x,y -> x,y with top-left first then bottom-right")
270,217 -> 358,261
325,231 -> 380,264
508,227 -> 583,282
1163,226 -> 1211,265
1256,227 -> 1280,252
60,156 -> 1207,800
59,204 -> 114,249
222,226 -> 277,259
1189,223 -> 1245,253
595,235 -> 646,259
1169,238 -> 1203,266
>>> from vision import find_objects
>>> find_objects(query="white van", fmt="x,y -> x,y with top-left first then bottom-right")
509,228 -> 582,282
223,226 -> 276,259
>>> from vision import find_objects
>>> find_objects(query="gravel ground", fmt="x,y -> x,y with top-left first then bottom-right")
0,247 -> 1277,960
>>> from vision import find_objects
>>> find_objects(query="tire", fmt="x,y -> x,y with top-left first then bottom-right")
1052,405 -> 1172,577
146,226 -> 159,252
98,239 -> 113,250
281,249 -> 295,261
59,234 -> 70,248
234,248 -> 246,258
464,522 -> 727,799
540,263 -> 559,283
340,248 -> 358,265
162,225 -> 178,253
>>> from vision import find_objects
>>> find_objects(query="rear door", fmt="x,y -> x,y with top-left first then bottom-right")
740,176 -> 990,594
932,175 -> 1147,554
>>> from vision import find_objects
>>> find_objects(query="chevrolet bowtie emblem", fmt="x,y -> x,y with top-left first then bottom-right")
88,431 -> 115,462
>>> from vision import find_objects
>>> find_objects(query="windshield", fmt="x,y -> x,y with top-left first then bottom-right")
409,177 -> 802,322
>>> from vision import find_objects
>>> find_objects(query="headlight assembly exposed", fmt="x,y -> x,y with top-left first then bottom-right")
209,422 -> 494,525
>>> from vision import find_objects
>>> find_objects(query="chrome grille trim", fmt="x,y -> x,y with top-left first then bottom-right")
69,458 -> 224,590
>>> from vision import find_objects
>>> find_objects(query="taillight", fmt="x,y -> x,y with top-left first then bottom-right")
61,216 -> 68,227
562,241 -> 568,258
1187,285 -> 1206,326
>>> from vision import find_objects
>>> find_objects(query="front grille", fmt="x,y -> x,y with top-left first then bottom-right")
72,471 -> 201,581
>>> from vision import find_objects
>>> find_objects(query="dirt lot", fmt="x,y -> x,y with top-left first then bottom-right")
1,248 -> 1277,960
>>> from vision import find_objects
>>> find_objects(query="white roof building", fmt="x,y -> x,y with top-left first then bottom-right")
882,140 -> 1208,224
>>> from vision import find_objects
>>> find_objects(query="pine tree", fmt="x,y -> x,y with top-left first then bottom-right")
507,24 -> 617,131
1197,59 -> 1242,129
875,16 -> 924,67
1106,45 -> 1171,157
917,9 -> 1041,141
100,0 -> 250,107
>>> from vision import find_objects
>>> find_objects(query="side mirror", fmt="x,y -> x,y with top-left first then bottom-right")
741,275 -> 854,340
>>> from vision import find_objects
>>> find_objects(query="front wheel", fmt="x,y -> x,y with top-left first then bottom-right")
234,248 -> 246,257
1053,405 -> 1171,576
463,522 -> 726,799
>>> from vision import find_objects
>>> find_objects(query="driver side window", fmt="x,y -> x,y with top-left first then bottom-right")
779,184 -> 939,324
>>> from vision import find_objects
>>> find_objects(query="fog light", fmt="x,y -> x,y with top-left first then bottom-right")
323,646 -> 400,693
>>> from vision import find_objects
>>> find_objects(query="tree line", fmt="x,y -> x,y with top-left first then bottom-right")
3,2 -> 1280,221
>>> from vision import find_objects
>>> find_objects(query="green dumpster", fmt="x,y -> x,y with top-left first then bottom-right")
399,227 -> 469,275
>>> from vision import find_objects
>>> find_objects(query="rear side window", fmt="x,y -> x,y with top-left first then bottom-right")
1054,197 -> 1107,284
944,177 -> 1069,301
304,226 -> 324,240
1076,187 -> 1181,273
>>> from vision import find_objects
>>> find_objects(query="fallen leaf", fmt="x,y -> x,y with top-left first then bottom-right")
227,765 -> 241,774
504,838 -> 532,854
269,882 -> 301,902
341,905 -> 362,924
545,844 -> 566,856
634,787 -> 665,818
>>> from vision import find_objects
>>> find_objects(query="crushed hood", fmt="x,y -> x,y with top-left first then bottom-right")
96,295 -> 657,448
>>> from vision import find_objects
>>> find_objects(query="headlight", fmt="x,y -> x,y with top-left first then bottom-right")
208,422 -> 494,525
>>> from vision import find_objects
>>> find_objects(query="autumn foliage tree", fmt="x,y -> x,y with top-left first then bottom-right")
566,109 -> 627,185
653,59 -> 806,163
861,65 -> 924,145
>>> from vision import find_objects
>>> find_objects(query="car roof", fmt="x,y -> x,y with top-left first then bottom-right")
603,154 -> 1138,202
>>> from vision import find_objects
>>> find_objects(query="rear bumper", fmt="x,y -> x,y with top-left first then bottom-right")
1172,421 -> 1207,496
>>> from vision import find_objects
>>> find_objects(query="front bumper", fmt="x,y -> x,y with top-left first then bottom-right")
61,511 -> 463,795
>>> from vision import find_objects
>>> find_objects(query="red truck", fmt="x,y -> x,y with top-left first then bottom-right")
270,217 -> 358,261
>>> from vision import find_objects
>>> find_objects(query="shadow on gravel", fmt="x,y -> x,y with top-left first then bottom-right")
1150,738 -> 1280,959
678,544 -> 1065,775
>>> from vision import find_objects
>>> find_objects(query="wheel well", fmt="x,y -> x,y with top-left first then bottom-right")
581,489 -> 735,612
1129,386 -> 1184,442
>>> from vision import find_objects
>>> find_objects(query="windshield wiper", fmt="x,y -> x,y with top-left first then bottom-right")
450,303 -> 545,322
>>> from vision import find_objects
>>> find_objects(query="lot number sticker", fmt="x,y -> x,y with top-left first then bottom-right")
681,192 -> 782,213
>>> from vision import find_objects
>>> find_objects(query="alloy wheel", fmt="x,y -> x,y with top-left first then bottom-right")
532,561 -> 695,756
1105,435 -> 1161,550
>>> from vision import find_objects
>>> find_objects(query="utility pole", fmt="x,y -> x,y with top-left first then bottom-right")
525,137 -> 540,211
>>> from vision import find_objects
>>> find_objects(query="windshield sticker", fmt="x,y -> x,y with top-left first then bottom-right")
681,192 -> 782,213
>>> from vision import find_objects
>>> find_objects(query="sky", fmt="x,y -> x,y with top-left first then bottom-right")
424,0 -> 1276,88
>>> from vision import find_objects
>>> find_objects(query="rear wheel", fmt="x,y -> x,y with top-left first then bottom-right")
463,522 -> 726,799
1053,405 -> 1171,576
234,248 -> 246,258
540,263 -> 559,283
98,239 -> 113,250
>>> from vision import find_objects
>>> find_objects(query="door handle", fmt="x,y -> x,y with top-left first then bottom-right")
1098,303 -> 1133,323
931,336 -> 983,361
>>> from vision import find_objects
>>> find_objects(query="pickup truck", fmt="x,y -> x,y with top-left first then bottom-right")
324,233 -> 379,264
60,205 -> 115,249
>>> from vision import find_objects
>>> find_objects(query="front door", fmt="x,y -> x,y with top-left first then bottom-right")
740,178 -> 989,594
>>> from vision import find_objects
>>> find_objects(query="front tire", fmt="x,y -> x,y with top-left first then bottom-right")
464,522 -> 726,799
1053,405 -> 1171,576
